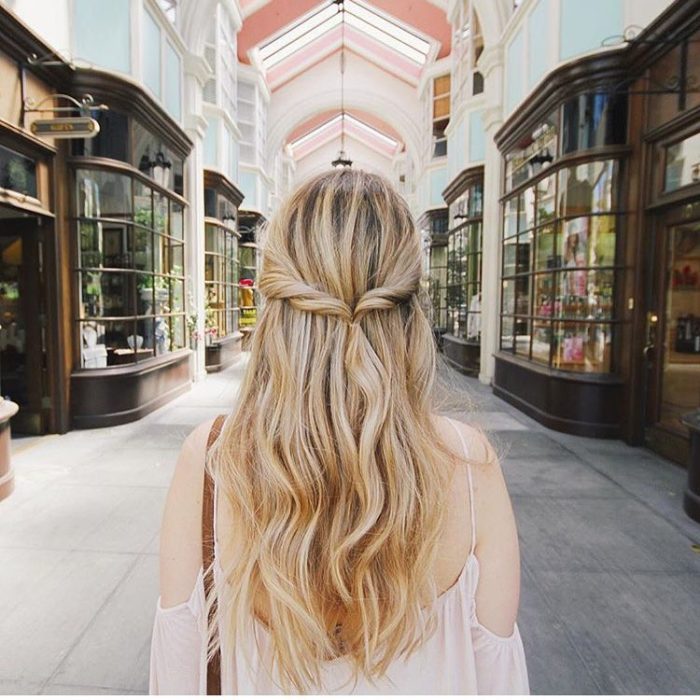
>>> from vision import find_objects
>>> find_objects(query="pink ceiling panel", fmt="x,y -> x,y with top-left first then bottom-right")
286,108 -> 403,145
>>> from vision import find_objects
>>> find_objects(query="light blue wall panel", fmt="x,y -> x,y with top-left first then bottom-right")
528,0 -> 549,88
165,40 -> 181,121
506,28 -> 525,114
430,166 -> 448,206
560,0 -> 622,61
240,170 -> 257,208
448,116 -> 466,179
469,110 -> 485,163
74,0 -> 130,74
142,9 -> 161,97
203,117 -> 218,168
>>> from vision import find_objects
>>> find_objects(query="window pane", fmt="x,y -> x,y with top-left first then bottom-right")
170,278 -> 184,313
517,232 -> 533,274
504,197 -> 519,238
134,182 -> 153,229
534,223 -> 555,271
136,318 -> 156,359
536,175 -> 556,224
502,279 -> 515,315
501,316 -> 514,351
154,278 -> 171,314
665,132 -> 700,192
170,314 -> 185,350
515,275 -> 531,316
133,227 -> 153,271
80,320 -> 136,367
533,273 -> 555,317
171,202 -> 184,239
0,145 -> 37,197
77,169 -> 132,219
79,270 -> 133,317
552,322 -> 612,372
522,186 -> 535,231
590,214 -> 616,266
170,239 -> 184,275
102,224 -> 131,268
154,194 -> 169,234
137,274 -> 155,315
531,320 -> 551,364
155,315 -> 170,355
558,160 -> 616,216
503,238 -> 517,277
154,235 -> 169,274
514,317 -> 531,357
79,221 -> 102,268
555,269 -> 614,320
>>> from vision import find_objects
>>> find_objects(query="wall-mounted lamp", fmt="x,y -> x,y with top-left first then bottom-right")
530,149 -> 554,166
139,151 -> 172,189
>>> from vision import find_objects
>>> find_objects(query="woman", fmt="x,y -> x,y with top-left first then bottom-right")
150,170 -> 529,694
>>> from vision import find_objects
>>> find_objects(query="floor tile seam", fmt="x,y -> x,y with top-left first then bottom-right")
524,565 -> 700,575
520,558 -> 606,694
509,493 -> 627,500
39,553 -> 144,693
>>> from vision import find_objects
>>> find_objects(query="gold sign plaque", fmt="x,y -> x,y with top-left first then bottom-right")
30,117 -> 100,139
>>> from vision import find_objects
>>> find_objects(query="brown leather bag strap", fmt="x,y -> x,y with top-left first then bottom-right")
203,414 -> 226,695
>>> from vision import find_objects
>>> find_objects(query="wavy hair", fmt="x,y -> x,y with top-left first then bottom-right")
209,168 -> 457,691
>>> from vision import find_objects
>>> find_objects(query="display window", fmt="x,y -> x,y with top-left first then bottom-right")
75,167 -> 187,368
205,223 -> 239,342
500,129 -> 622,373
446,179 -> 483,341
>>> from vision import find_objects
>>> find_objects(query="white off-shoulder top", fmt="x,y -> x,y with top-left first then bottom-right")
149,419 -> 530,694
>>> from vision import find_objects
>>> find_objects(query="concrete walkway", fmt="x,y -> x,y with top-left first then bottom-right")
1,356 -> 699,694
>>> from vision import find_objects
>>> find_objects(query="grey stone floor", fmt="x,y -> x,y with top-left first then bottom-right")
1,355 -> 699,695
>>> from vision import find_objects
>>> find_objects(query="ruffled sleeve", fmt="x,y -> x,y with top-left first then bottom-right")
149,572 -> 206,695
471,620 -> 530,695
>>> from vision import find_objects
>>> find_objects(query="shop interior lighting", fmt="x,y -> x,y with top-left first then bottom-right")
259,0 -> 431,69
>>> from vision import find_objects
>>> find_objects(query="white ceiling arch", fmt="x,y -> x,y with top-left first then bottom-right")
267,50 -> 422,177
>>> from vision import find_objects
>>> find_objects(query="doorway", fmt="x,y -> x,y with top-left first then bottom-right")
645,214 -> 700,463
0,206 -> 47,434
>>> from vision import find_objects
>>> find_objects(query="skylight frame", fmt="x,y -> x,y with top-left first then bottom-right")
344,0 -> 431,56
261,12 -> 342,68
257,0 -> 434,72
288,113 -> 400,153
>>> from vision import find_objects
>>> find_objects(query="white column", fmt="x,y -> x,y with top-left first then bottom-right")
477,46 -> 504,386
183,53 -> 210,383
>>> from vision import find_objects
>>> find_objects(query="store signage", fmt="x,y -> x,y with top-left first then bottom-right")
30,117 -> 100,139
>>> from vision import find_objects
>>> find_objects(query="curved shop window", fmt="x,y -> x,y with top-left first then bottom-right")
446,179 -> 483,343
500,159 -> 620,373
204,215 -> 239,344
76,168 -> 186,368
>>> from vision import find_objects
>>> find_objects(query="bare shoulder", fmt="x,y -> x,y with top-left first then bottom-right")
434,415 -> 522,637
158,418 -> 218,608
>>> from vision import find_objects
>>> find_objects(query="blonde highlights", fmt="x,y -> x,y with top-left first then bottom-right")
210,169 -> 455,691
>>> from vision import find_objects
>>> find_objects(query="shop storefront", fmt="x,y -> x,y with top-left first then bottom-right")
0,7 -> 73,436
237,210 -> 264,345
67,69 -> 193,428
203,170 -> 244,372
421,209 -> 449,339
494,49 -> 629,437
442,167 -> 483,374
624,4 -> 700,464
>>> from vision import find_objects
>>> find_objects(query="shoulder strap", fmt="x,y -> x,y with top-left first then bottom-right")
447,418 -> 477,558
203,415 -> 226,695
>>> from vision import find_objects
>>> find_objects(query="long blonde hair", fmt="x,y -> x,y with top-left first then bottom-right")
210,169 -> 456,691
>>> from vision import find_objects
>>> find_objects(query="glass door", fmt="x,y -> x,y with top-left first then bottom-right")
645,217 -> 700,462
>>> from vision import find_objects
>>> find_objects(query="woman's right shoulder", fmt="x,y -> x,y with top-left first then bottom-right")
158,418 -> 219,608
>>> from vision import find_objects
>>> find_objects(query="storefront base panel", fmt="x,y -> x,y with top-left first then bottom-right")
645,427 -> 689,468
205,333 -> 243,373
443,334 -> 480,376
70,350 -> 192,429
493,354 -> 623,439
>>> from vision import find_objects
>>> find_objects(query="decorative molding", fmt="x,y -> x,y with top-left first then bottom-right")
183,112 -> 209,140
182,51 -> 213,86
204,168 -> 245,207
442,164 -> 484,204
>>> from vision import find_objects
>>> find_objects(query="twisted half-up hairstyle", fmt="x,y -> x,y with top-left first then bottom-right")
209,168 -> 456,691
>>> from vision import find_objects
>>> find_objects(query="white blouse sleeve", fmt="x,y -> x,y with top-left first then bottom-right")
149,573 -> 207,695
471,620 -> 530,695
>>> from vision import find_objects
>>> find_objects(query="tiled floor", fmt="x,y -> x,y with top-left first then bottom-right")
1,355 -> 699,694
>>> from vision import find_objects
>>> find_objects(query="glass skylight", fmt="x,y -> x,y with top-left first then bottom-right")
289,113 -> 399,153
258,0 -> 432,70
